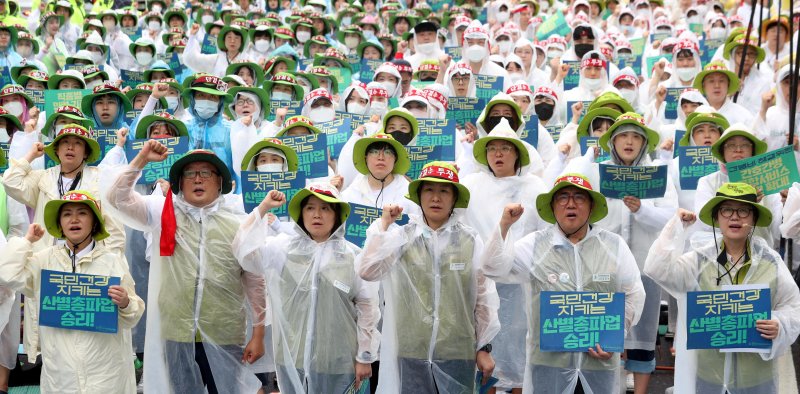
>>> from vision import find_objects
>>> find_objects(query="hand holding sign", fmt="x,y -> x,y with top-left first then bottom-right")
756,319 -> 779,340
476,351 -> 495,386
622,196 -> 641,213
587,344 -> 613,360
25,223 -> 45,243
381,204 -> 404,231
108,285 -> 129,309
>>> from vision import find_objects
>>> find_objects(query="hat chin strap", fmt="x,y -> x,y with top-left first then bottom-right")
557,217 -> 591,240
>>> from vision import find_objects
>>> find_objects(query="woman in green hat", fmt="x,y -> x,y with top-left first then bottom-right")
16,70 -> 48,91
302,34 -> 330,60
184,21 -> 249,77
128,37 -> 157,71
239,137 -> 298,173
555,106 -> 621,162
48,69 -> 85,90
80,83 -> 132,130
0,84 -> 34,125
722,34 -> 771,112
126,83 -> 165,111
0,105 -> 23,143
40,105 -> 94,141
645,183 -> 800,394
292,16 -> 316,46
225,61 -> 265,88
693,61 -> 753,126
359,160 -> 498,393
228,86 -> 275,180
0,190 -> 143,393
233,184 -> 379,393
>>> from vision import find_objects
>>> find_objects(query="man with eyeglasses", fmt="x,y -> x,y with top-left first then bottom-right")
482,173 -> 644,394
108,141 -> 268,394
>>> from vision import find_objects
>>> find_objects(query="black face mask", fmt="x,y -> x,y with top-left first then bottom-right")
388,130 -> 414,145
420,76 -> 437,82
535,103 -> 555,121
575,43 -> 594,58
484,115 -> 516,132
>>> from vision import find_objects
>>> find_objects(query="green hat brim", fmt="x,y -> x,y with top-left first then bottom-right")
80,90 -> 133,117
263,80 -> 304,101
473,135 -> 531,167
681,114 -> 729,146
479,98 -> 522,131
225,86 -> 270,120
276,121 -> 322,136
10,64 -> 39,83
288,71 -> 320,90
698,195 -> 772,227
352,135 -> 411,175
312,54 -> 352,71
288,188 -> 350,223
217,27 -> 249,52
241,140 -> 299,171
693,68 -> 740,96
577,108 -> 622,140
43,197 -> 110,241
588,94 -> 635,114
168,151 -> 233,194
710,129 -> 768,163
267,56 -> 298,75
357,41 -> 384,58
723,40 -> 766,64
535,178 -> 608,224
225,62 -> 266,86
47,74 -> 85,90
0,112 -> 22,131
134,114 -> 188,139
36,14 -> 64,36
42,113 -> 93,139
0,88 -> 33,107
143,68 -> 176,82
383,109 -> 419,142
600,118 -> 661,153
406,178 -> 470,209
45,132 -> 102,164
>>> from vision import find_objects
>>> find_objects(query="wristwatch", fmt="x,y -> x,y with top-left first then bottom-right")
479,344 -> 492,353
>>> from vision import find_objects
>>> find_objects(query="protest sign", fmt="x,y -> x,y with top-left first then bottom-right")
44,89 -> 90,116
119,69 -> 145,89
677,146 -> 718,190
405,145 -> 446,179
344,203 -> 409,248
536,10 -> 571,41
687,285 -> 771,351
267,100 -> 304,122
358,59 -> 384,83
727,146 -> 800,195
579,137 -> 611,163
520,114 -> 540,148
540,291 -> 625,353
278,133 -> 329,178
318,117 -> 352,159
664,87 -> 683,120
126,137 -> 189,184
240,171 -> 305,217
40,270 -> 120,334
416,118 -> 456,161
474,74 -> 504,100
599,164 -> 669,199
446,97 -> 486,129
25,89 -> 45,111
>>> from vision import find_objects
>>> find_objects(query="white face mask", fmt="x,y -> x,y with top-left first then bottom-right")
547,49 -> 563,59
165,96 -> 179,110
90,51 -> 104,64
687,15 -> 701,24
296,31 -> 312,43
54,124 -> 67,135
257,163 -> 284,172
0,128 -> 9,143
496,11 -> 510,23
309,105 -> 335,122
201,15 -> 214,25
583,77 -> 603,90
86,79 -> 103,90
676,67 -> 696,81
194,99 -> 218,119
465,45 -> 487,62
152,4 -> 162,13
509,72 -> 525,82
345,36 -> 360,49
136,52 -> 153,65
497,40 -> 512,54
271,91 -> 292,101
3,101 -> 23,117
408,107 -> 428,118
381,81 -> 397,95
369,101 -> 387,116
347,102 -> 368,114
709,27 -> 727,39
17,46 -> 31,57
619,88 -> 637,103
341,17 -> 352,26
416,41 -> 438,56
254,39 -> 270,52
148,21 -> 162,31
103,20 -> 116,31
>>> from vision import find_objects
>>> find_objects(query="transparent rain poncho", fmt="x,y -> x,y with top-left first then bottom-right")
644,214 -> 800,394
232,208 -> 380,393
359,213 -> 500,394
481,225 -> 645,394
106,167 -> 266,393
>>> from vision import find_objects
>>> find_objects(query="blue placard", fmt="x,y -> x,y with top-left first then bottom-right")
347,54 -> 361,75
240,171 -> 306,217
727,145 -> 800,195
545,125 -> 562,142
300,58 -> 315,70
616,53 -> 642,76
446,97 -> 486,128
25,89 -> 45,111
126,137 -> 189,184
567,100 -> 593,123
124,110 -> 141,125
342,377 -> 371,394
345,203 -> 409,248
0,142 -> 9,173
336,111 -> 372,131
579,137 -> 611,163
599,164 -> 668,199
120,69 -> 145,89
358,59 -> 384,83
415,118 -> 456,161
444,46 -> 462,61
649,32 -> 672,43
536,10 -> 571,41
686,287 -> 771,350
563,61 -> 581,91
121,26 -> 142,42
520,114 -> 540,148
645,54 -> 672,78
317,117 -> 351,160
405,145 -> 445,179
677,146 -> 718,190
39,269 -> 120,334
267,100 -> 304,122
540,291 -> 625,353
699,38 -> 726,66
0,66 -> 11,87
664,88 -> 684,121
201,34 -> 218,54
474,74 -> 504,101
44,89 -> 90,116
278,133 -> 328,179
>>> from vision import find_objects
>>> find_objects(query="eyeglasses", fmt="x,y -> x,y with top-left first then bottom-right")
723,142 -> 753,152
235,97 -> 256,106
367,147 -> 396,157
554,192 -> 590,206
486,145 -> 514,154
183,170 -> 219,179
452,76 -> 470,84
718,206 -> 753,219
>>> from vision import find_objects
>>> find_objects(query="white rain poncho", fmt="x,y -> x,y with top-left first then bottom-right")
644,214 -> 800,394
106,167 -> 266,394
340,174 -> 421,216
462,164 -> 548,389
232,208 -> 381,393
0,238 -> 144,393
358,213 -> 500,394
481,224 -> 645,394
780,183 -> 800,270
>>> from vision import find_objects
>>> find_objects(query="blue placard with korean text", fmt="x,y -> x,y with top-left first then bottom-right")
25,89 -> 45,112
347,54 -> 361,75
664,88 -> 684,121
44,89 -> 90,117
599,164 -> 668,199
267,100 -> 304,122
336,111 -> 372,131
616,53 -> 642,77
540,291 -> 625,353
124,110 -> 142,126
405,145 -> 445,179
126,137 -> 189,184
415,118 -> 456,161
318,117 -> 351,160
677,146 -> 718,190
358,59 -> 384,83
566,100 -> 593,123
474,74 -> 504,101
167,52 -> 185,76
446,97 -> 486,128
121,26 -> 142,42
699,38 -> 726,66
0,142 -> 9,173
345,203 -> 409,248
563,61 -> 581,91
645,54 -> 672,78
241,171 -> 306,217
0,67 -> 12,87
579,136 -> 610,163
278,133 -> 328,179
546,125 -> 562,142
727,146 -> 800,195
201,34 -> 218,54
444,46 -> 462,61
120,69 -> 145,89
520,114 -> 540,148
39,269 -> 120,334
686,286 -> 771,350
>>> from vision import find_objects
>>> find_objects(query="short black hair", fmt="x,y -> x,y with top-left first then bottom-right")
297,195 -> 343,237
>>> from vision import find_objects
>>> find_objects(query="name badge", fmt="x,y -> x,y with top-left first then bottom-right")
450,263 -> 466,271
333,280 -> 351,294
593,274 -> 611,282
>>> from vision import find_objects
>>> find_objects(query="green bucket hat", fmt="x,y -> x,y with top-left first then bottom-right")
16,70 -> 48,88
288,70 -> 321,91
276,115 -> 322,136
182,73 -> 230,97
43,190 -> 110,241
599,112 -> 660,153
272,26 -> 296,43
313,47 -> 352,71
225,85 -> 270,120
44,123 -> 102,164
128,37 -> 157,57
161,27 -> 185,46
265,55 -> 298,76
406,161 -> 470,209
292,17 -> 318,36
336,24 -> 364,46
80,83 -> 133,117
309,66 -> 338,93
477,93 -> 523,133
163,7 -> 188,27
353,132 -> 411,175
36,12 -> 63,37
15,32 -> 39,55
382,108 -> 419,143
680,110 -> 729,147
473,117 -> 530,168
226,62 -> 266,87
535,173 -> 608,224
263,72 -> 304,101
693,61 -> 740,96
303,34 -> 330,58
10,60 -> 40,82
135,111 -> 188,139
0,105 -> 23,132
723,34 -> 766,64
125,82 -> 167,108
0,84 -> 33,107
698,182 -> 772,227
143,62 -> 176,82
47,69 -> 85,90
0,24 -> 18,47
710,125 -> 767,163
288,183 -> 351,224
217,24 -> 249,52
42,105 -> 93,138
116,9 -> 139,26
169,149 -> 233,194
241,137 -> 299,172
80,64 -> 109,82
577,107 -> 622,140
588,91 -> 635,114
